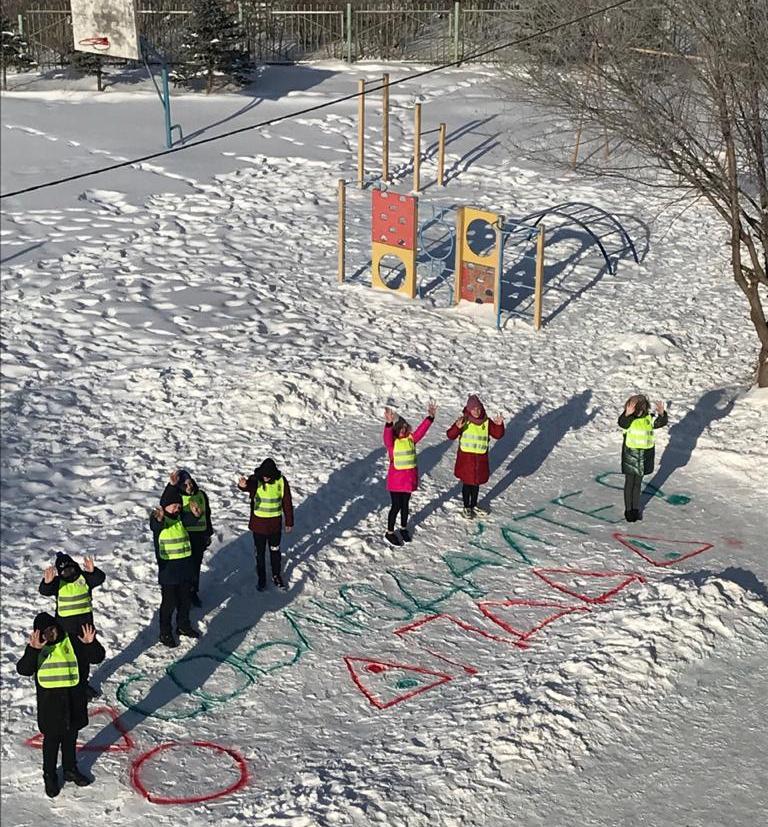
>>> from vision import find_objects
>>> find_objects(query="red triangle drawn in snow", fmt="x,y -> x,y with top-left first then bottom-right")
533,568 -> 645,604
24,705 -> 135,753
613,533 -> 713,567
477,599 -> 589,641
344,656 -> 454,710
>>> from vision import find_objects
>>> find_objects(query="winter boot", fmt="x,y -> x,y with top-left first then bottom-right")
461,507 -> 475,519
159,632 -> 178,648
63,767 -> 92,787
44,773 -> 60,798
634,509 -> 643,521
385,531 -> 404,547
177,626 -> 201,639
272,574 -> 287,590
624,510 -> 637,522
399,528 -> 412,543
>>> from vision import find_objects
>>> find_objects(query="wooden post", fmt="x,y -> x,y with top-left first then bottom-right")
382,73 -> 390,181
494,218 -> 504,325
338,179 -> 346,283
437,122 -> 446,187
357,79 -> 365,189
413,102 -> 422,193
534,224 -> 545,331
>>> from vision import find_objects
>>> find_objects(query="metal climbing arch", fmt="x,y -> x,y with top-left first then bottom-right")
520,202 -> 639,275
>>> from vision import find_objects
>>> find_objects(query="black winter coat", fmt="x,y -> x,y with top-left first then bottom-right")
16,614 -> 105,736
618,409 -> 669,476
38,563 -> 106,637
150,512 -> 195,586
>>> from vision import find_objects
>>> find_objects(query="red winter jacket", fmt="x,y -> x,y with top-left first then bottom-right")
446,417 -> 505,485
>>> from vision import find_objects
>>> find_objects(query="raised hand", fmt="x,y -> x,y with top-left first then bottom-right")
152,505 -> 164,521
29,629 -> 44,649
625,397 -> 637,415
654,400 -> 665,415
82,556 -> 95,573
427,400 -> 438,418
492,412 -> 504,426
43,565 -> 56,584
78,623 -> 96,644
454,415 -> 466,428
384,406 -> 396,423
285,525 -> 293,534
169,469 -> 180,485
190,501 -> 202,517
237,476 -> 247,489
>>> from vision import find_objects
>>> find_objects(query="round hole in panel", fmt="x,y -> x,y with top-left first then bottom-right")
378,253 -> 407,290
466,218 -> 496,257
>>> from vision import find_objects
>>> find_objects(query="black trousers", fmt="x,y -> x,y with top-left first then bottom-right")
462,484 -> 480,509
624,473 -> 643,512
387,491 -> 411,531
189,534 -> 208,594
159,584 -> 192,634
42,729 -> 77,776
253,532 -> 281,588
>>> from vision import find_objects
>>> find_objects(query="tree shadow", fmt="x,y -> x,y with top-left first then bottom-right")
642,387 -> 736,507
480,390 -> 597,508
670,567 -> 768,607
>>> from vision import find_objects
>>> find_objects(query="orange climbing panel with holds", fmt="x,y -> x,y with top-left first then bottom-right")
454,206 -> 502,307
370,189 -> 418,299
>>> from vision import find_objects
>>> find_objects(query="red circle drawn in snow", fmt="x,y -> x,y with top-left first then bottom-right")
130,741 -> 249,805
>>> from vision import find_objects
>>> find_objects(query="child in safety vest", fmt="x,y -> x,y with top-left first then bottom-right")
382,402 -> 436,546
39,552 -> 105,699
447,394 -> 505,519
176,471 -> 214,608
16,612 -> 105,798
150,489 -> 200,648
618,394 -> 668,522
237,457 -> 294,591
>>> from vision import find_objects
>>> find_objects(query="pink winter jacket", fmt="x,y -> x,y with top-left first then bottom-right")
383,417 -> 434,492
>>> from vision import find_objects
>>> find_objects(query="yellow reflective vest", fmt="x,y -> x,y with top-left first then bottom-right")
459,420 -> 490,454
37,636 -> 79,689
158,516 -> 192,561
57,576 -> 92,618
182,491 -> 208,533
252,478 -> 285,518
623,415 -> 655,450
393,436 -> 417,470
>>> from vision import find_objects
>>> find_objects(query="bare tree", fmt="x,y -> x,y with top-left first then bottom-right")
516,0 -> 768,386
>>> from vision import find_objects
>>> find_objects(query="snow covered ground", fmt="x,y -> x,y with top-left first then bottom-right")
1,63 -> 766,826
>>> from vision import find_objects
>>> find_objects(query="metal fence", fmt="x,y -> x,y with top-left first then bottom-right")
16,1 -> 534,69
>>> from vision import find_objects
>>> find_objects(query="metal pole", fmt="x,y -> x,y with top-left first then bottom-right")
453,1 -> 461,64
534,224 -> 545,331
437,122 -> 446,187
338,179 -> 346,283
357,78 -> 365,188
17,13 -> 24,36
413,103 -> 422,193
161,64 -> 173,149
382,73 -> 390,181
346,3 -> 353,64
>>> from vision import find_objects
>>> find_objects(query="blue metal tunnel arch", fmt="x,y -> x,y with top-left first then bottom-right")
519,202 -> 639,275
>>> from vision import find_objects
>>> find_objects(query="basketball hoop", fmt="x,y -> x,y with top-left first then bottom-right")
78,36 -> 110,51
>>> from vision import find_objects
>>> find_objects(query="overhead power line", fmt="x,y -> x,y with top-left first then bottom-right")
0,0 -> 635,200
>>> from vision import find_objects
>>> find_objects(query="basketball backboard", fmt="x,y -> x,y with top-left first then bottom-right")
71,0 -> 140,60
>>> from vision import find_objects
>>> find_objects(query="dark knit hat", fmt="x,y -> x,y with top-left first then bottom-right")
33,612 -> 57,632
254,458 -> 279,480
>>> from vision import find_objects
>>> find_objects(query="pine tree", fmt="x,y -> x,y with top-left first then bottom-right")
69,50 -> 105,92
1,17 -> 35,90
175,0 -> 250,94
